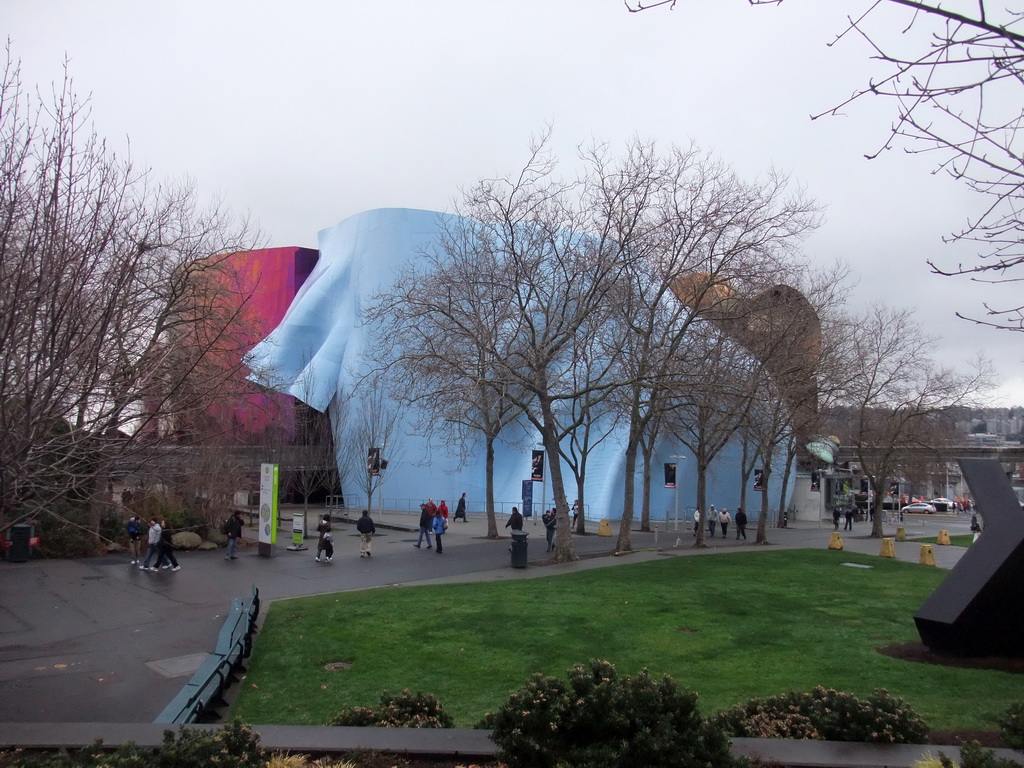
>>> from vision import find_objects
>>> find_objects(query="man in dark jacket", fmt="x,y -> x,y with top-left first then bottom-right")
356,509 -> 376,558
414,503 -> 433,549
734,507 -> 747,540
506,506 -> 524,553
505,506 -> 523,531
224,511 -> 243,560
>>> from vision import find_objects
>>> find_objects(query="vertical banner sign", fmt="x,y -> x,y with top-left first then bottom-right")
522,479 -> 534,519
368,447 -> 381,476
664,462 -> 676,489
259,462 -> 279,555
531,450 -> 545,482
810,471 -> 820,492
753,469 -> 764,491
860,478 -> 870,495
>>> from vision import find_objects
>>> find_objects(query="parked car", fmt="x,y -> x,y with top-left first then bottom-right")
902,502 -> 937,514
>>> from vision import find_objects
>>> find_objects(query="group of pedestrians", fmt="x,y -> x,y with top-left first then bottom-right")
128,517 -> 181,572
414,495 -> 462,554
315,509 -> 377,562
128,494 -> 471,567
692,506 -> 747,540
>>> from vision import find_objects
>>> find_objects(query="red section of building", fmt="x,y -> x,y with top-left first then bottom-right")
207,247 -> 319,441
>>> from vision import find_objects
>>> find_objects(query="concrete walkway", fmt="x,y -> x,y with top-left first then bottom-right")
0,507 -> 1006,766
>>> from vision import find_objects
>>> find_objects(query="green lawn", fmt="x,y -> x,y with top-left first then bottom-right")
911,534 -> 976,547
232,549 -> 1020,731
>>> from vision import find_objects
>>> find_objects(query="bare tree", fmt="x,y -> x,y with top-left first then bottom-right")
840,304 -> 993,536
342,382 -> 402,513
0,54 -> 257,539
607,141 -> 819,552
367,218 -> 526,539
627,1 -> 1024,329
668,331 -> 755,547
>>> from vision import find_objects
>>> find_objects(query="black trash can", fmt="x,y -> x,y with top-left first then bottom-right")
510,530 -> 528,568
6,524 -> 34,563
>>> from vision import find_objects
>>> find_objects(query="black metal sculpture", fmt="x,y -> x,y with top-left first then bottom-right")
914,458 -> 1024,657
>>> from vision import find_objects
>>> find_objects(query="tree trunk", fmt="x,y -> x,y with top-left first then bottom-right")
870,474 -> 887,538
777,441 -> 795,525
541,401 -> 577,563
616,437 -> 639,552
695,458 -> 708,548
485,434 -> 498,539
639,440 -> 653,532
756,466 -> 771,544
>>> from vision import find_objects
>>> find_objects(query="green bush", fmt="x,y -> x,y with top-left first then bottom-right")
156,721 -> 265,768
935,741 -> 1022,768
714,686 -> 929,744
330,689 -> 454,728
484,659 -> 737,768
0,722 -> 264,768
34,505 -> 98,559
998,702 -> 1024,751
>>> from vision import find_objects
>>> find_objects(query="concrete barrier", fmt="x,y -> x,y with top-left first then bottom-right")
896,526 -> 906,542
880,538 -> 895,558
828,532 -> 843,550
598,519 -> 612,536
919,544 -> 936,566
937,529 -> 951,545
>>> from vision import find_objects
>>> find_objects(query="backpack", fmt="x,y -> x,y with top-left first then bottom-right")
220,517 -> 231,535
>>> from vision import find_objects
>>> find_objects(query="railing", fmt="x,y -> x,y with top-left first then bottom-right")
332,496 -> 590,519
154,585 -> 260,724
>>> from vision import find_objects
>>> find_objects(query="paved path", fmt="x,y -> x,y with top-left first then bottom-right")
0,509 -> 973,724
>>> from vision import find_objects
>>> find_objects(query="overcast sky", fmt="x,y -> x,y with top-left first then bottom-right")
7,0 -> 1022,406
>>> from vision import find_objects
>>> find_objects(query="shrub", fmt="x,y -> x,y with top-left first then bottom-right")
330,690 -> 454,728
714,686 -> 929,744
934,741 -> 1022,768
998,702 -> 1024,752
484,659 -> 737,768
0,723 -> 264,768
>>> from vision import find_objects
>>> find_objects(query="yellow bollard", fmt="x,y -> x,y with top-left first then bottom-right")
880,538 -> 896,558
598,519 -> 612,537
937,529 -> 951,545
827,532 -> 844,550
919,544 -> 936,566
896,526 -> 906,542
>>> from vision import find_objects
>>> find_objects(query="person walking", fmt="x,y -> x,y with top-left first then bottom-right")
126,516 -> 144,564
356,509 -> 376,557
707,505 -> 717,537
437,499 -> 449,522
693,508 -> 701,536
140,519 -> 162,571
414,502 -> 433,548
505,506 -> 523,532
833,506 -> 841,531
224,510 -> 244,560
542,508 -> 557,552
734,507 -> 747,540
454,492 -> 467,522
156,519 -> 180,571
315,515 -> 334,562
844,506 -> 854,531
571,499 -> 579,527
719,508 -> 730,538
432,508 -> 446,554
506,505 -> 523,552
